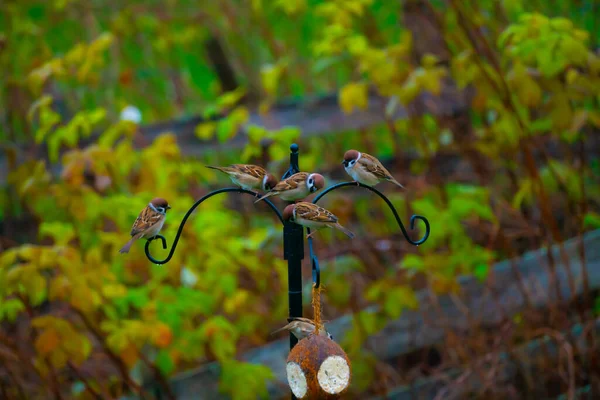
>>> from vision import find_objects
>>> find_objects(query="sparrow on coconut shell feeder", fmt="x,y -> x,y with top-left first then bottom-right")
285,283 -> 351,399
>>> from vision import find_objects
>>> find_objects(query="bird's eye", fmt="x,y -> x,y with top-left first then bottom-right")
157,207 -> 165,213
308,178 -> 314,185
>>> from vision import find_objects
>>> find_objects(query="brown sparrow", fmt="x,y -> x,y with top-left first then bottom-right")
271,317 -> 333,340
119,198 -> 171,254
205,164 -> 278,192
254,172 -> 325,203
283,202 -> 355,239
342,149 -> 405,188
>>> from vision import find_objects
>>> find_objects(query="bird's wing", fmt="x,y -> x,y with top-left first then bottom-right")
288,317 -> 315,324
295,203 -> 338,223
359,153 -> 394,180
233,164 -> 266,179
130,207 -> 163,236
272,172 -> 308,192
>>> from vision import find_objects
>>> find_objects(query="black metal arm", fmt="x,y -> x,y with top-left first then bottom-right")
306,182 -> 431,288
312,182 -> 430,245
144,188 -> 283,264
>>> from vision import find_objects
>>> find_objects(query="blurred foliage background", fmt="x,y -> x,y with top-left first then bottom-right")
1,0 -> 600,399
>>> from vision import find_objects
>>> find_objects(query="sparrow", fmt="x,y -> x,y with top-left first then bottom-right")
119,198 -> 171,254
283,202 -> 355,239
271,317 -> 333,340
342,149 -> 405,188
254,172 -> 325,203
205,164 -> 278,192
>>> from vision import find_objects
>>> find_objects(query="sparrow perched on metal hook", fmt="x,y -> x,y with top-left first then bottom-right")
254,172 -> 325,203
342,149 -> 405,188
205,164 -> 278,192
283,202 -> 355,239
119,198 -> 171,254
271,317 -> 333,340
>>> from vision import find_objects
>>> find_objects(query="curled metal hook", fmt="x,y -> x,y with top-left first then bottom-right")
147,234 -> 168,250
306,230 -> 320,288
312,182 -> 430,246
144,187 -> 284,264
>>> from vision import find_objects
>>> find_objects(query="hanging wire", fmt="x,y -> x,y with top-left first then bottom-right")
311,182 -> 430,246
144,188 -> 283,265
307,230 -> 320,288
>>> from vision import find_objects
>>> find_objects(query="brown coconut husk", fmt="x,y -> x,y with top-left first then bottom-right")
286,334 -> 352,399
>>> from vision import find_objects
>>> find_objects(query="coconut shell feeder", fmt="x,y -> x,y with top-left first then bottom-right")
286,334 -> 351,399
285,247 -> 352,399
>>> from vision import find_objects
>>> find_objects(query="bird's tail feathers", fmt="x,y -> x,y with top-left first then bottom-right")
119,233 -> 144,254
333,223 -> 355,239
205,165 -> 229,173
270,323 -> 292,335
389,178 -> 405,189
254,192 -> 275,204
119,238 -> 135,254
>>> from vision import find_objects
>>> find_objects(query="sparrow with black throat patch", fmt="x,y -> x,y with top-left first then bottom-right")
119,198 -> 171,254
205,164 -> 278,193
342,149 -> 405,188
271,317 -> 333,340
254,172 -> 325,203
283,202 -> 355,239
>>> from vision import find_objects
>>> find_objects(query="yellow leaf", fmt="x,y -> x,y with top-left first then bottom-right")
224,291 -> 249,314
339,82 -> 368,114
102,283 -> 127,299
346,35 -> 368,56
48,348 -> 68,369
49,276 -> 71,301
550,17 -> 573,32
565,69 -> 579,85
422,53 -> 439,68
518,77 -> 542,107
550,95 -> 573,131
70,285 -> 94,313
27,95 -> 54,122
195,122 -> 216,140
217,87 -> 247,109
261,63 -> 285,97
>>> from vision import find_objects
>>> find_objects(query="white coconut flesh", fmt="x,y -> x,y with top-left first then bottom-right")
317,355 -> 351,394
286,362 -> 308,398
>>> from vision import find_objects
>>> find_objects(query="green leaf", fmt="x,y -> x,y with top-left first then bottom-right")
0,299 -> 25,322
384,286 -> 418,318
401,254 -> 425,271
27,272 -> 47,306
474,263 -> 489,282
155,349 -> 175,376
584,212 -> 600,229
39,222 -> 75,246
220,360 -> 274,400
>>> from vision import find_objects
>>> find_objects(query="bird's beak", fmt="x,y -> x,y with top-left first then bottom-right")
341,160 -> 345,164
167,205 -> 172,209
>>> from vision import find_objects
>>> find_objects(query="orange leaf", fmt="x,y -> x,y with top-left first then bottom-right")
35,329 -> 60,356
120,343 -> 139,369
153,323 -> 173,348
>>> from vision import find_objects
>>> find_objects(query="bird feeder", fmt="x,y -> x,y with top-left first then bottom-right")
286,334 -> 351,399
141,144 -> 431,399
